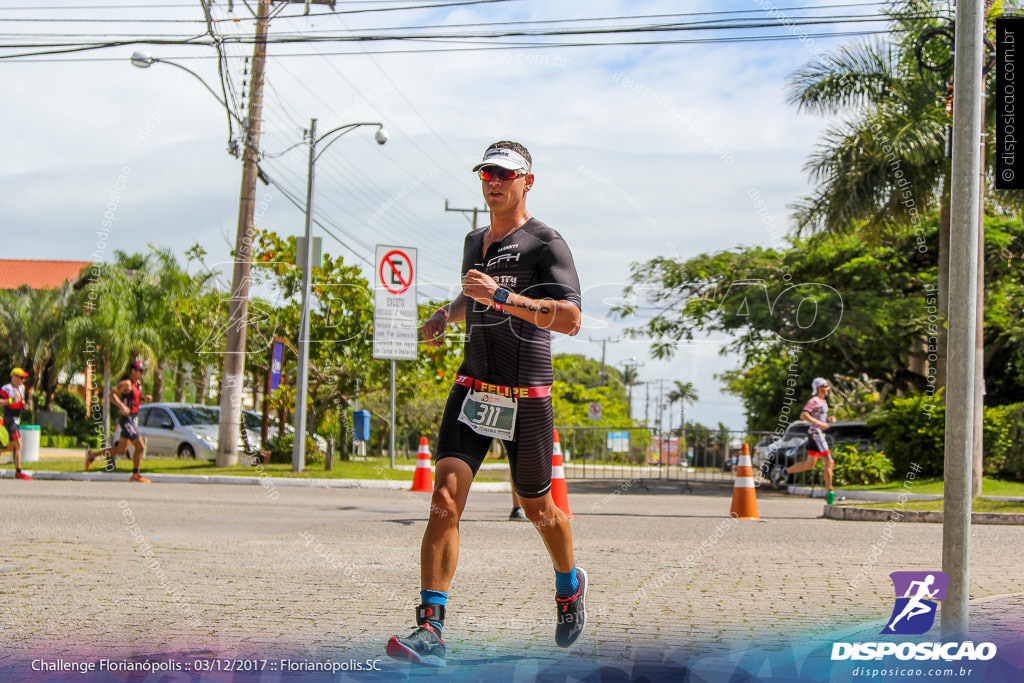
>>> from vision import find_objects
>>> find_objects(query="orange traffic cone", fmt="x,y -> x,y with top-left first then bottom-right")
550,430 -> 574,519
410,436 -> 434,492
729,442 -> 759,520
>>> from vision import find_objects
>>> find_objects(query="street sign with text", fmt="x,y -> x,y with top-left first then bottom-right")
373,245 -> 418,360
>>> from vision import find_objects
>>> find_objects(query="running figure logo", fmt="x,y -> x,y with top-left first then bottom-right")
881,571 -> 949,635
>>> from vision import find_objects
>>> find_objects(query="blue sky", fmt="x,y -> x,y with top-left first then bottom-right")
0,1 -> 888,428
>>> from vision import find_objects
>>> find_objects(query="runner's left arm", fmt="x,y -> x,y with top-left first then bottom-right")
463,233 -> 582,335
463,269 -> 581,336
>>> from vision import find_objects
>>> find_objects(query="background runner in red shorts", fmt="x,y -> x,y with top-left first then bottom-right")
785,377 -> 837,500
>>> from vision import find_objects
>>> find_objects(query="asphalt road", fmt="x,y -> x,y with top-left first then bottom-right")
1,478 -> 1021,681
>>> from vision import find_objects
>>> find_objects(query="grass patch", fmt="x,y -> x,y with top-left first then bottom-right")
2,456 -> 509,482
841,498 -> 1024,513
838,477 -> 1024,497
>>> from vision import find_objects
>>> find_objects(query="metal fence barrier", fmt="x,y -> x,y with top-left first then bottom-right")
555,426 -> 776,484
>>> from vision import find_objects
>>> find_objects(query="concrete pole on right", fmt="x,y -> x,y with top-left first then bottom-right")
942,0 -> 985,641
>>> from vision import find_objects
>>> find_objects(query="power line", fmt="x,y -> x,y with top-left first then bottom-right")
0,0 -> 520,20
0,28 -> 901,61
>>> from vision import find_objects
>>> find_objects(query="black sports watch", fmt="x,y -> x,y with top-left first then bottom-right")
492,287 -> 511,305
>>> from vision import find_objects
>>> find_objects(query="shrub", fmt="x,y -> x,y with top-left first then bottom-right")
868,390 -> 1024,481
867,391 -> 945,477
265,431 -> 324,466
832,444 -> 894,486
983,402 -> 1024,480
51,388 -> 100,447
41,435 -> 79,448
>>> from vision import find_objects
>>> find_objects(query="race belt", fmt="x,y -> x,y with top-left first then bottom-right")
453,374 -> 552,398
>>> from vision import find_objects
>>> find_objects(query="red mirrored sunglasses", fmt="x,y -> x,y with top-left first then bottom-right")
478,166 -> 526,181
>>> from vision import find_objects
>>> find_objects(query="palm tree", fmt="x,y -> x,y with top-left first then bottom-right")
65,264 -> 158,442
786,36 -> 949,239
0,284 -> 81,409
621,364 -> 642,421
666,380 -> 698,453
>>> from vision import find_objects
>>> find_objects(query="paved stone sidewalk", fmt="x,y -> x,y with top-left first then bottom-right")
1,479 -> 1021,679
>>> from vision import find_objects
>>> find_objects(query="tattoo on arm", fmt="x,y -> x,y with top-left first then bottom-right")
512,299 -> 552,315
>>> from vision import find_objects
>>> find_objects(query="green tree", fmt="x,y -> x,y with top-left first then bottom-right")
0,283 -> 80,410
550,354 -> 631,427
666,380 -> 698,437
65,264 -> 159,441
618,213 -> 1024,430
251,230 -> 391,453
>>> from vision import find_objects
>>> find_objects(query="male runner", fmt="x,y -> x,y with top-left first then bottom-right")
784,377 -> 837,502
387,141 -> 586,667
85,361 -> 152,482
1,367 -> 34,480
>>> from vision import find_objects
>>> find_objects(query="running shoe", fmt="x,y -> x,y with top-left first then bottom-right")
15,471 -> 33,481
85,449 -> 95,471
509,507 -> 528,521
129,473 -> 151,483
386,623 -> 446,667
555,567 -> 588,648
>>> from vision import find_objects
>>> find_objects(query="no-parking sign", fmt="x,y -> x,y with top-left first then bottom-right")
373,245 -> 418,360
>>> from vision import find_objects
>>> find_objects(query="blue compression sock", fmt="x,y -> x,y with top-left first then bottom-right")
420,590 -> 447,637
555,567 -> 579,599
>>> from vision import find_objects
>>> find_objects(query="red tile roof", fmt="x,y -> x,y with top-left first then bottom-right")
0,260 -> 91,290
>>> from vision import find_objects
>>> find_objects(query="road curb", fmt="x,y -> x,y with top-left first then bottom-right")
0,469 -> 512,492
789,485 -> 944,502
823,504 -> 1024,525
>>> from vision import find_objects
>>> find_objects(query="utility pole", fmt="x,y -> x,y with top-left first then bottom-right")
445,200 -> 487,230
217,0 -> 270,467
620,358 -> 643,421
651,378 -> 667,460
588,337 -> 619,385
942,0 -> 984,641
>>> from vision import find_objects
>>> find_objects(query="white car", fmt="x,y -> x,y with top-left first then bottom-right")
116,403 -> 327,459
125,403 -> 222,460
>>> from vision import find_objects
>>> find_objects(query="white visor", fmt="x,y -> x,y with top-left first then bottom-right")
472,147 -> 530,173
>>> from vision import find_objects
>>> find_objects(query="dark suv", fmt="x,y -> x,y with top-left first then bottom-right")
762,420 -> 879,489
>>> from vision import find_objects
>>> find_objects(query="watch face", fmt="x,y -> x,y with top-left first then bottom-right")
494,287 -> 510,303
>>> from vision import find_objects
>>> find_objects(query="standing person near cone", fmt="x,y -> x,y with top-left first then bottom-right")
387,141 -> 586,667
783,377 -> 837,503
1,368 -> 33,480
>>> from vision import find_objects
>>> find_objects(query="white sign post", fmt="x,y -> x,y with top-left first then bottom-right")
374,245 -> 418,469
373,245 -> 418,361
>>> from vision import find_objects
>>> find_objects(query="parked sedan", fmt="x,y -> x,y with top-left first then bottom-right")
121,403 -> 222,460
116,403 -> 328,459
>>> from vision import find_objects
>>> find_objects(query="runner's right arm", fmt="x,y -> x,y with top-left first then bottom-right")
799,409 -> 829,430
422,294 -> 468,347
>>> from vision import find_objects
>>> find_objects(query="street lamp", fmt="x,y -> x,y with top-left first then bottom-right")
130,51 -> 243,132
291,118 -> 387,472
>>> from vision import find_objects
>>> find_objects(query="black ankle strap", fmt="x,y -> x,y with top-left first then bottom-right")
417,602 -> 445,625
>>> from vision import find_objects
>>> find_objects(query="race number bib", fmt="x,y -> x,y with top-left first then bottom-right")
457,388 -> 517,440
